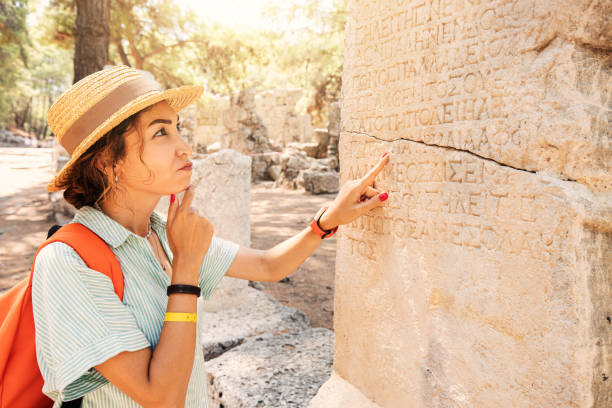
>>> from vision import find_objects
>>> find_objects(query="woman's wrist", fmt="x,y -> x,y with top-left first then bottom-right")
171,256 -> 199,286
318,209 -> 337,231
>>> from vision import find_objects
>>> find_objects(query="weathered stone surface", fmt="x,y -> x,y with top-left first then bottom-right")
195,89 -> 315,148
251,151 -> 282,182
207,141 -> 222,154
322,5 -> 612,403
302,170 -> 339,194
193,95 -> 230,147
178,104 -> 198,149
155,149 -> 251,312
325,133 -> 612,407
0,128 -> 41,147
273,148 -> 312,189
342,0 -> 611,191
313,128 -> 330,158
223,89 -> 275,155
326,102 -> 340,162
268,164 -> 282,181
200,286 -> 310,360
206,328 -> 334,408
287,142 -> 320,158
308,372 -> 383,408
255,89 -> 313,145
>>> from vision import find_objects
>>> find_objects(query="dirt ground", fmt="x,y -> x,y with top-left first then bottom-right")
250,183 -> 337,330
0,147 -> 336,330
0,148 -> 57,290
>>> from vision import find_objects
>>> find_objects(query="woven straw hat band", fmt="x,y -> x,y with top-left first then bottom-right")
60,76 -> 162,156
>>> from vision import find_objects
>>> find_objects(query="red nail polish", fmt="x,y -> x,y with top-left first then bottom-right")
170,194 -> 176,204
379,193 -> 388,201
382,152 -> 389,158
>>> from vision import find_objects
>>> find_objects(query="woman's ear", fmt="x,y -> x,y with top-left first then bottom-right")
94,153 -> 113,179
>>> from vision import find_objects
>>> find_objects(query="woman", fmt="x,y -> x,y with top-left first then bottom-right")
32,66 -> 390,407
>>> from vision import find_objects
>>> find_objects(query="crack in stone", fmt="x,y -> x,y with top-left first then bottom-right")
343,130 -> 541,176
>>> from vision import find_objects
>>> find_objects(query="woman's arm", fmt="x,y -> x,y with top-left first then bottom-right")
94,254 -> 201,407
226,153 -> 391,282
94,186 -> 213,407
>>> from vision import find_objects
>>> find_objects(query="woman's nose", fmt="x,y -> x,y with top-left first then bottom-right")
176,133 -> 193,157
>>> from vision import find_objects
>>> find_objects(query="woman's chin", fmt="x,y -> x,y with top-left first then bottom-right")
168,179 -> 191,195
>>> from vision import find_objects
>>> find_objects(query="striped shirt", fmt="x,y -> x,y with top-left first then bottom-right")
31,205 -> 240,407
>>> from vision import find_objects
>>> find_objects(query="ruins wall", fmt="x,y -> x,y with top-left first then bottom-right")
311,0 -> 611,407
193,89 -> 314,148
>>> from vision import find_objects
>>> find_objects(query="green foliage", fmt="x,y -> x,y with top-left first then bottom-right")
0,0 -> 72,130
0,0 -> 31,125
1,0 -> 347,130
261,0 -> 347,125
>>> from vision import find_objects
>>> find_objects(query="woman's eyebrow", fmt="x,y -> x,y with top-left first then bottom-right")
147,115 -> 180,128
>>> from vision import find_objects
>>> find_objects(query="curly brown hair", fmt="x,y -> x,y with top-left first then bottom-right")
62,105 -> 153,210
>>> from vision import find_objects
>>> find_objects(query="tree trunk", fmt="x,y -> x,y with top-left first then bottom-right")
73,0 -> 110,83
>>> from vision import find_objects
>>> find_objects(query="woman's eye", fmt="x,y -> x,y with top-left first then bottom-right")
154,127 -> 167,138
177,121 -> 181,131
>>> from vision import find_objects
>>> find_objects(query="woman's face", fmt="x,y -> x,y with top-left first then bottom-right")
116,100 -> 193,196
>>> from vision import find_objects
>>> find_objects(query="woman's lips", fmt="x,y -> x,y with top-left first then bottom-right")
179,163 -> 192,171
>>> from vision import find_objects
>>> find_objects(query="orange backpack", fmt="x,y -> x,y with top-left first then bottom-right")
0,223 -> 124,407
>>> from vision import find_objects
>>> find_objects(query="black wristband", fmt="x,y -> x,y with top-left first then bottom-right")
167,284 -> 201,297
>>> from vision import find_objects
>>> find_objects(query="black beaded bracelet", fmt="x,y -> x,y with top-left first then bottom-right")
167,284 -> 201,297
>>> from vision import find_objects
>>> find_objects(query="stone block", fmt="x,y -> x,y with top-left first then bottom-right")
298,114 -> 312,143
308,372 -> 383,408
200,286 -> 310,360
251,155 -> 269,182
342,0 -> 611,192
206,328 -> 334,408
327,133 -> 612,408
313,128 -> 330,158
207,141 -> 222,154
287,142 -> 319,158
155,149 -> 251,312
268,164 -> 281,181
302,170 -> 339,195
320,2 -> 612,405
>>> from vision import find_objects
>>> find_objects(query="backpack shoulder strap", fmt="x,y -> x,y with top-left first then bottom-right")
0,223 -> 123,408
37,223 -> 124,300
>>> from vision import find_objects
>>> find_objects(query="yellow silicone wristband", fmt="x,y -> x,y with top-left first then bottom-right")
164,312 -> 197,322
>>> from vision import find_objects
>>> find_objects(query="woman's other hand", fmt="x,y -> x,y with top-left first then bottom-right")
318,152 -> 390,230
166,184 -> 214,275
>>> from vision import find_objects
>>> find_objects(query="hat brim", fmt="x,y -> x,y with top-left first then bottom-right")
46,85 -> 203,193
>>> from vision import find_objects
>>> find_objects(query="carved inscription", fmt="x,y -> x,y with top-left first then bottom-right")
343,0 -> 542,156
341,136 -> 567,261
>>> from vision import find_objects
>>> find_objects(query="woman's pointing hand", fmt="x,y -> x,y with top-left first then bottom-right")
318,152 -> 390,230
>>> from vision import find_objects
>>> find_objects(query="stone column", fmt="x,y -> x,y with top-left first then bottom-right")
310,0 -> 611,407
326,102 -> 340,164
156,149 -> 252,311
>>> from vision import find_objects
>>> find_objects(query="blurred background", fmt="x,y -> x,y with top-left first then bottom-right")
0,0 -> 347,144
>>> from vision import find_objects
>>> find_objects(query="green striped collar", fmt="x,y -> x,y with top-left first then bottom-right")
73,205 -> 166,249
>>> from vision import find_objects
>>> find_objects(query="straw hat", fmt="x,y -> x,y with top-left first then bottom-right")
46,65 -> 203,192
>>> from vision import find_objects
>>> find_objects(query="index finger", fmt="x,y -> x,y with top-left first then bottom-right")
178,184 -> 195,213
359,153 -> 390,188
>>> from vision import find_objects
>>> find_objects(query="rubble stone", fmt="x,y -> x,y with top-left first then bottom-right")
287,142 -> 319,158
313,128 -> 330,159
326,102 -> 340,164
302,170 -> 339,195
206,328 -> 334,408
223,89 -> 274,155
200,286 -> 310,360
